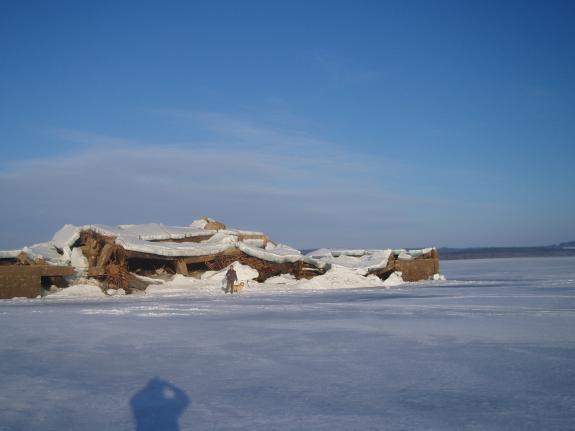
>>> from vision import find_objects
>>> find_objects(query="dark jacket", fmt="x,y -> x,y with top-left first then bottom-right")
226,268 -> 238,283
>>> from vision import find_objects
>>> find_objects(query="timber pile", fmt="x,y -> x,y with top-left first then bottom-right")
80,231 -> 130,291
16,252 -> 44,266
206,251 -> 323,282
369,249 -> 440,282
392,249 -> 440,281
0,265 -> 74,299
203,218 -> 226,230
0,218 -> 441,298
0,255 -> 74,299
75,230 -> 317,291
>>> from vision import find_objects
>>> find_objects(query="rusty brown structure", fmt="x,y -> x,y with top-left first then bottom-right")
369,249 -> 440,282
0,264 -> 75,299
391,249 -> 440,281
0,219 -> 441,299
76,230 -> 319,290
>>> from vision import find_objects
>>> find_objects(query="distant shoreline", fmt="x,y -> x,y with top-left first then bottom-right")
438,247 -> 575,261
301,244 -> 575,261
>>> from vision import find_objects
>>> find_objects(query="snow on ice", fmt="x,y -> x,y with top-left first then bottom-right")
0,257 -> 574,430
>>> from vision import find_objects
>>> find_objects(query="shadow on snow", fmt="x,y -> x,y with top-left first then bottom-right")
131,377 -> 190,431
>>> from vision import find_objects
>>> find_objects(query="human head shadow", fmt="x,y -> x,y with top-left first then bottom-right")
130,377 -> 190,431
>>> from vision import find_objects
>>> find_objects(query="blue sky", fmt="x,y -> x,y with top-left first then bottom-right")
1,0 -> 574,249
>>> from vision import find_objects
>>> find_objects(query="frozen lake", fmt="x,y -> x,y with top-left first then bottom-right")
1,257 -> 574,430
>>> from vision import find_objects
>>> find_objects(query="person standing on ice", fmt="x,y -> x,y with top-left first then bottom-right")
225,265 -> 238,293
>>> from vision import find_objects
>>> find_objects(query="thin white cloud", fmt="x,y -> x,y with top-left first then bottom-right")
51,128 -> 138,148
0,113 -> 494,249
163,109 -> 333,154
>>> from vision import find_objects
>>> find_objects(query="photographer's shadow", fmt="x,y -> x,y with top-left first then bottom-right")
131,377 -> 190,431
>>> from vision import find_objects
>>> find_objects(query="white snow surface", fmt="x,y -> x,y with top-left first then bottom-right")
381,270 -> 405,286
52,224 -> 82,250
143,263 -> 394,296
51,263 -> 399,298
189,218 -> 209,229
70,247 -> 89,271
397,250 -> 413,260
306,248 -> 393,274
238,241 -> 302,263
115,236 -> 233,257
200,261 -> 259,283
263,273 -> 297,284
242,238 -> 266,248
1,257 -> 575,430
3,222 -> 284,263
289,265 -> 390,289
305,247 -> 437,274
0,249 -> 21,259
23,242 -> 70,265
49,284 -> 106,297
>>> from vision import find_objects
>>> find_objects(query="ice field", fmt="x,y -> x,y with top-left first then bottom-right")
1,257 -> 574,430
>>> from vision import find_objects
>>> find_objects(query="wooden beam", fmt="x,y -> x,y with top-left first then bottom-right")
96,244 -> 114,268
16,252 -> 38,265
0,265 -> 75,299
0,265 -> 75,277
125,250 -> 177,261
182,255 -> 218,264
38,266 -> 75,277
87,266 -> 106,277
175,259 -> 188,275
124,249 -> 223,264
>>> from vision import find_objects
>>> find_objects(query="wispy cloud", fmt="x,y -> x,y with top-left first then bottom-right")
161,109 -> 333,153
51,128 -> 139,148
0,111 -> 490,249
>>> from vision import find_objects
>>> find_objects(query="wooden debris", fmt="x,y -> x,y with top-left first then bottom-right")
202,217 -> 226,230
205,251 -> 321,282
78,231 -> 130,291
392,249 -> 440,281
369,249 -> 440,282
175,259 -> 188,275
97,243 -> 115,268
0,265 -> 75,299
16,252 -> 43,266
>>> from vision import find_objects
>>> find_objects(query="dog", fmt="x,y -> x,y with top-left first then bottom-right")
231,281 -> 245,294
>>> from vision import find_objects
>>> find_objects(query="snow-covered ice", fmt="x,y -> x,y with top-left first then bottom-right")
200,262 -> 259,283
49,284 -> 106,298
1,256 -> 574,430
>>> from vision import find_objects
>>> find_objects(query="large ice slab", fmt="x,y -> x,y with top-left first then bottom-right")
23,242 -> 70,265
306,249 -> 392,274
238,242 -> 302,264
52,224 -> 82,251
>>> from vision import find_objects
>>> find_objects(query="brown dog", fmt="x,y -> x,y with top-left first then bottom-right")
231,281 -> 245,294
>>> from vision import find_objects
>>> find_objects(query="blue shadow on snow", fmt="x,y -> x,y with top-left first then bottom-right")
131,377 -> 190,431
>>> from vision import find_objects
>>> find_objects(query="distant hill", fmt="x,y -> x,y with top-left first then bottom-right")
438,243 -> 575,260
